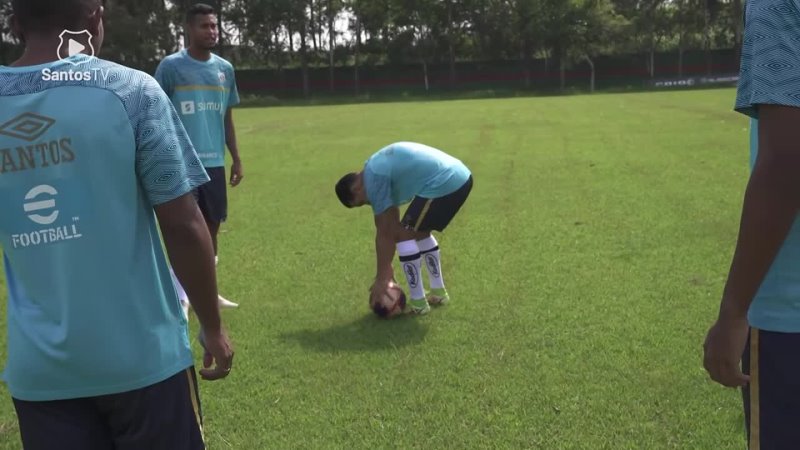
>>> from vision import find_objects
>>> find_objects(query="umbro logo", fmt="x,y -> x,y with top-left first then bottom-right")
0,113 -> 75,175
0,113 -> 56,142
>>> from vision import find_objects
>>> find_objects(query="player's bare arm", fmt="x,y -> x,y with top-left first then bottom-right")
704,104 -> 800,387
225,108 -> 243,187
155,193 -> 234,380
373,207 -> 400,288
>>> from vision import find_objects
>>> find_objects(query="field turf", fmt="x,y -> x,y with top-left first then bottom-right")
0,88 -> 751,449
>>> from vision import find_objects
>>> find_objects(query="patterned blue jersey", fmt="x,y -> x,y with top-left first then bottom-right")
0,54 -> 209,401
735,0 -> 800,332
155,50 -> 240,168
364,142 -> 472,215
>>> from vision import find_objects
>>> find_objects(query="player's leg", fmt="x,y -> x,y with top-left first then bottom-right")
416,232 -> 448,305
396,198 -> 431,315
402,176 -> 473,307
205,219 -> 221,257
198,167 -> 227,258
197,168 -> 238,309
100,368 -> 204,450
741,328 -> 800,449
13,396 -> 113,450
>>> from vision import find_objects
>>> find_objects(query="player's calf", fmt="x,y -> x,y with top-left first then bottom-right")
397,239 -> 430,315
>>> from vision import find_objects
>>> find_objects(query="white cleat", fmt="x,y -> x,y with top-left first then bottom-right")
218,294 -> 239,309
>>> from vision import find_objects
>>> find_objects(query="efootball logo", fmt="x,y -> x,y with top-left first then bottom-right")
24,185 -> 59,225
11,184 -> 83,249
0,113 -> 56,142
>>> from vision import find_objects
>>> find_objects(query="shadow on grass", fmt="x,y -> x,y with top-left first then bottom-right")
281,313 -> 429,353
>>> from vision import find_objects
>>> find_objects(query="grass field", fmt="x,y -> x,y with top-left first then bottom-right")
0,88 -> 751,449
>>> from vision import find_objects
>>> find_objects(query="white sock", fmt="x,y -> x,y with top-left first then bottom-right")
397,240 -> 425,300
417,236 -> 445,290
169,266 -> 188,303
215,255 -> 218,267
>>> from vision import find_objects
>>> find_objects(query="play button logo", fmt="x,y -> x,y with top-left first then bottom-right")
57,29 -> 95,65
68,39 -> 86,57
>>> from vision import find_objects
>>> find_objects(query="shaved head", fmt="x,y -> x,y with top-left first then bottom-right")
11,0 -> 104,33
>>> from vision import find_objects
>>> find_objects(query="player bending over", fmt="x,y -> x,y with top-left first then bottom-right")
336,142 -> 473,315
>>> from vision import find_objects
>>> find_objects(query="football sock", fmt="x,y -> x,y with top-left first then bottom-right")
417,236 -> 445,290
397,240 -> 425,300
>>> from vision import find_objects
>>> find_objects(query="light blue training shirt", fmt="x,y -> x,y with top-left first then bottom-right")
0,54 -> 208,401
363,142 -> 472,215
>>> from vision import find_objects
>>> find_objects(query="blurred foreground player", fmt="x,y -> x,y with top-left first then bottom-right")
703,1 -> 800,448
0,0 -> 233,448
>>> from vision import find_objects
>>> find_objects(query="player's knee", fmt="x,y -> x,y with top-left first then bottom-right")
395,226 -> 417,243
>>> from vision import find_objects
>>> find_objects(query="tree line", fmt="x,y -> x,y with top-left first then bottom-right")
0,0 -> 743,94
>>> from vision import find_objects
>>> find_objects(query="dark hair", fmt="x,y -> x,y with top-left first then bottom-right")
335,173 -> 359,208
186,3 -> 215,24
11,0 -> 103,33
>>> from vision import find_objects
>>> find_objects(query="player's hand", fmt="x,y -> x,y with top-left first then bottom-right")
369,277 -> 398,294
198,328 -> 234,381
703,315 -> 750,387
369,282 -> 383,305
230,160 -> 243,187
369,277 -> 395,305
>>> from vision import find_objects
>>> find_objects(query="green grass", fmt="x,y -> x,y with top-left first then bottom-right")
0,89 -> 750,449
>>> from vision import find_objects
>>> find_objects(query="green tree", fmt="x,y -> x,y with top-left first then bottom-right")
101,0 -> 176,73
0,0 -> 22,66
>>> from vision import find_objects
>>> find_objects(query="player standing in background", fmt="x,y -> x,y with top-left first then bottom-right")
336,142 -> 473,315
703,0 -> 800,448
0,0 -> 233,448
156,3 -> 243,313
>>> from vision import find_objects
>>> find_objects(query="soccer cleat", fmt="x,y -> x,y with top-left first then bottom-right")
405,298 -> 430,315
427,288 -> 450,306
218,295 -> 239,309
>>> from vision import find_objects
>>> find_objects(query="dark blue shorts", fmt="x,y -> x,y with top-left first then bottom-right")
401,176 -> 473,232
194,166 -> 228,224
13,368 -> 204,450
742,328 -> 800,450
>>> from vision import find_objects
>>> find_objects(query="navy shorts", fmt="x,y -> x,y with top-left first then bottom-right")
194,166 -> 227,224
13,368 -> 205,450
401,176 -> 473,232
742,328 -> 800,450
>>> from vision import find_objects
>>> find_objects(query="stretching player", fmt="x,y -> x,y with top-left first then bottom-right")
336,142 -> 473,315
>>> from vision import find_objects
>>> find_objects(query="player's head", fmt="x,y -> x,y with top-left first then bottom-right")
336,172 -> 367,208
185,3 -> 218,51
10,0 -> 105,49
